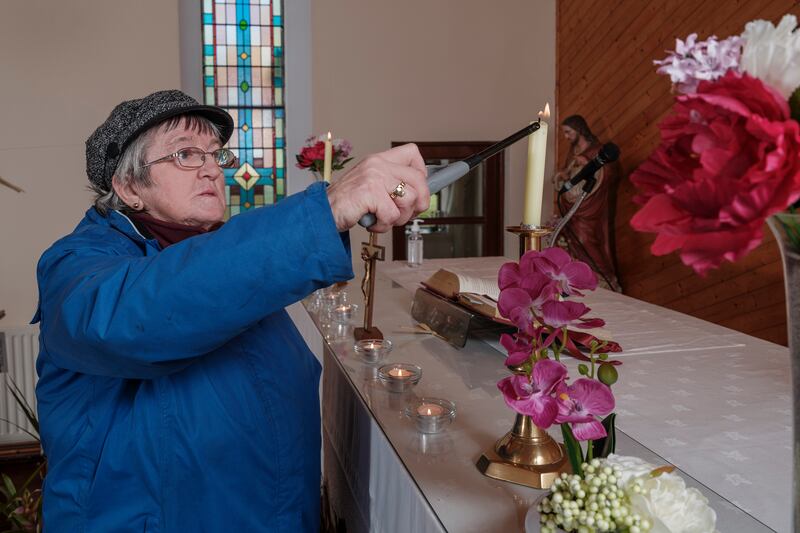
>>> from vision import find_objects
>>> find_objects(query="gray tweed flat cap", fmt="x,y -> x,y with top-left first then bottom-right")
86,90 -> 234,191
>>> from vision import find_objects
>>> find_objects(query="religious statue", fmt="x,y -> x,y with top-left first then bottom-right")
552,115 -> 622,292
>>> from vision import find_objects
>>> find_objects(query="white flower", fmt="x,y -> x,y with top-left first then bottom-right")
605,454 -> 656,485
607,454 -> 718,533
741,14 -> 800,99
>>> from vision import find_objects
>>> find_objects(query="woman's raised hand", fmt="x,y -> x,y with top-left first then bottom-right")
326,144 -> 431,233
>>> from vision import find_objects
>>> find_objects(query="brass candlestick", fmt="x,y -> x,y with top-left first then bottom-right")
354,232 -> 385,341
476,223 -> 569,489
505,224 -> 554,258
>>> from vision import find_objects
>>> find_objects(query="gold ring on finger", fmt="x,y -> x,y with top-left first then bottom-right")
389,181 -> 407,199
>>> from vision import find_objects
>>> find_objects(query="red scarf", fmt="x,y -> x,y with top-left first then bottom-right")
128,212 -> 223,248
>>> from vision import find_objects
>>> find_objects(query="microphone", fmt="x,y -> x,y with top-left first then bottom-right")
358,121 -> 542,228
559,143 -> 620,194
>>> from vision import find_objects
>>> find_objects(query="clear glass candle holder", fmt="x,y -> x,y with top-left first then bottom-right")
353,339 -> 393,364
331,302 -> 359,323
318,286 -> 344,313
405,397 -> 456,434
377,363 -> 422,393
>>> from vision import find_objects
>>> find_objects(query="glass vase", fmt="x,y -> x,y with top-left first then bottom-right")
767,213 -> 800,533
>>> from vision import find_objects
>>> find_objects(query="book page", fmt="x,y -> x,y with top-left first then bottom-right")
456,273 -> 500,301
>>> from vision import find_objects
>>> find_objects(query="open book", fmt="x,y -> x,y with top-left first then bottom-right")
421,268 -> 506,321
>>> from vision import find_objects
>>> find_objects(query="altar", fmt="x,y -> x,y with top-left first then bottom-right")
313,257 -> 790,533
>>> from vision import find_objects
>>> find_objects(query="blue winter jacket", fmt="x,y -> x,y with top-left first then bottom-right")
33,182 -> 353,532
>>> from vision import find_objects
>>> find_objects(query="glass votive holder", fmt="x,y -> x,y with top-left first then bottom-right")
411,432 -> 454,456
319,286 -> 343,311
353,339 -> 393,364
322,321 -> 351,341
377,363 -> 422,393
332,302 -> 359,323
404,397 -> 456,434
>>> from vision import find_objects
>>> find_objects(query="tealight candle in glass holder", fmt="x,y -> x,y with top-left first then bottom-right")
405,397 -> 456,434
378,363 -> 422,392
318,286 -> 343,313
353,339 -> 393,364
332,302 -> 358,323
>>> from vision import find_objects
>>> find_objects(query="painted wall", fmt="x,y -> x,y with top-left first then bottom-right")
310,0 -> 557,262
0,0 -> 182,327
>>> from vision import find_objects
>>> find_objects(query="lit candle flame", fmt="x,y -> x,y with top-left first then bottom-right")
327,131 -> 332,141
538,103 -> 551,120
425,408 -> 433,416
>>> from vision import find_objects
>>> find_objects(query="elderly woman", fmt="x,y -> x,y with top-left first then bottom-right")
33,90 -> 429,532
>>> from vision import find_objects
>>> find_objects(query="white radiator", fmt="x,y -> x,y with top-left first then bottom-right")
0,325 -> 39,444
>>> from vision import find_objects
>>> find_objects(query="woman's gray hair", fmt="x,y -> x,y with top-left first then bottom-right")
90,114 -> 223,216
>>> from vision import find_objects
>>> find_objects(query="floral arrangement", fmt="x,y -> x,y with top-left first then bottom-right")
630,15 -> 800,275
537,455 -> 718,533
496,248 -> 621,470
295,134 -> 353,177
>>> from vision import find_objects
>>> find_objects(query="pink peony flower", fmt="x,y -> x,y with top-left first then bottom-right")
630,71 -> 800,275
555,378 -> 615,440
497,359 -> 568,428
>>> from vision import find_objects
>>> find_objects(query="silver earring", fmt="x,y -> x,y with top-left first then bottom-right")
133,202 -> 140,209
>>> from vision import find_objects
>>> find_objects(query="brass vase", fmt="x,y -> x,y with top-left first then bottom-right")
767,214 -> 800,532
476,412 -> 569,489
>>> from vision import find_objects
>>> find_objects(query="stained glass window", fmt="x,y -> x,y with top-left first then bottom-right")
202,0 -> 285,218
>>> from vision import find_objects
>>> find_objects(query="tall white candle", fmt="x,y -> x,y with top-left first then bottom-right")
522,103 -> 550,226
323,131 -> 333,182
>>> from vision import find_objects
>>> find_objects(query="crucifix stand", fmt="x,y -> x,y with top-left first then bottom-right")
354,232 -> 385,340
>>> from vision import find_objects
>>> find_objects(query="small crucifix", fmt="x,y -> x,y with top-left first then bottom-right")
354,231 -> 385,340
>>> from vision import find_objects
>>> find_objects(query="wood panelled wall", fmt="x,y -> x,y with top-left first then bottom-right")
556,0 -> 800,346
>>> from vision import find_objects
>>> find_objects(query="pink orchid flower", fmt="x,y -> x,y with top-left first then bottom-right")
497,288 -> 535,331
497,359 -> 568,428
555,378 -> 615,440
540,300 -> 605,330
525,248 -> 598,296
500,333 -> 533,366
497,273 -> 559,326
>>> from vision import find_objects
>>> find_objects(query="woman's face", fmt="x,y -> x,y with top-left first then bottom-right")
136,123 -> 226,229
562,125 -> 578,143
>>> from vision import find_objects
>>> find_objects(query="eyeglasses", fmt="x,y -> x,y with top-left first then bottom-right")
142,147 -> 238,170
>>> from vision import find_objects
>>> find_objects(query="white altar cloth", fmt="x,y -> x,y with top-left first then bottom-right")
317,257 -> 790,532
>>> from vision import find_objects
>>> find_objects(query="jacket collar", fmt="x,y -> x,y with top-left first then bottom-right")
85,207 -> 157,247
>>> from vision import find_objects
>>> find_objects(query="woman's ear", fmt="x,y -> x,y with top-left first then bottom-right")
112,175 -> 143,210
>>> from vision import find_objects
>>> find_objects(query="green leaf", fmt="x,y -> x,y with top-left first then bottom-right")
790,86 -> 800,124
592,413 -> 617,458
560,423 -> 584,476
0,418 -> 40,443
777,212 -> 800,252
2,474 -> 17,499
